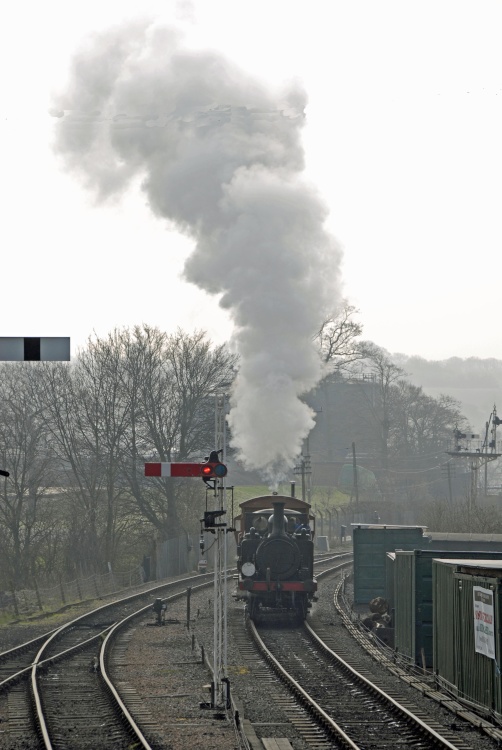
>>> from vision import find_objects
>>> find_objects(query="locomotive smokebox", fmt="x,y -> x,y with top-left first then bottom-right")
257,500 -> 301,580
269,502 -> 287,538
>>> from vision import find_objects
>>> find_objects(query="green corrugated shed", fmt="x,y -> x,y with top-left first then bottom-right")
353,525 -> 425,604
395,550 -> 502,668
385,552 -> 396,612
433,559 -> 502,715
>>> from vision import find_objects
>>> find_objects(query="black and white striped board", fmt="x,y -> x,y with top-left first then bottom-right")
0,337 -> 70,361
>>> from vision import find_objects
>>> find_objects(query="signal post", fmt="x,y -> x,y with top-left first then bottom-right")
145,449 -> 230,710
446,407 -> 502,506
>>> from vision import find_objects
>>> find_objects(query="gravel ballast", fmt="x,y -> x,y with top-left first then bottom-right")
2,566 -> 502,749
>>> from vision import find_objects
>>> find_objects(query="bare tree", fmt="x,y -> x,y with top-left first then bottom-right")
34,335 -> 131,574
423,497 -> 502,534
356,342 -> 406,479
116,326 -> 238,540
391,382 -> 466,457
0,364 -> 56,587
315,303 -> 364,374
386,381 -> 468,506
25,326 -> 237,577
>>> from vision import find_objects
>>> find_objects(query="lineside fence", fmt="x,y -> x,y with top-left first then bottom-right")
0,564 -> 147,621
0,532 -> 237,621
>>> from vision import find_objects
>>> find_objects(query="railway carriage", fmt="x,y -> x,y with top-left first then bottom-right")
234,493 -> 317,620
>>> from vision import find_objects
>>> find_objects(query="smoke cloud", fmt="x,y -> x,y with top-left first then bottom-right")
53,21 -> 343,483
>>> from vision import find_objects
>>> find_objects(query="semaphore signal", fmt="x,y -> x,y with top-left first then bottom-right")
0,337 -> 70,361
145,437 -> 230,709
145,449 -> 227,488
144,459 -> 227,479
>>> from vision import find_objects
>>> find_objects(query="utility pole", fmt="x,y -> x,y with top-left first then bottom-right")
447,462 -> 453,504
323,506 -> 332,543
304,438 -> 312,504
295,439 -> 312,503
485,419 -> 489,496
352,442 -> 359,511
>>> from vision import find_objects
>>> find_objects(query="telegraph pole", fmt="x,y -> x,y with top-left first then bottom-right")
294,439 -> 312,503
447,462 -> 453,504
352,442 -> 359,511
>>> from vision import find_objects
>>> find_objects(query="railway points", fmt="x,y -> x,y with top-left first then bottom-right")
4,517 -> 502,748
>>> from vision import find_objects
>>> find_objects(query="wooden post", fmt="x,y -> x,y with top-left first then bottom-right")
9,581 -> 19,617
59,577 -> 66,605
186,587 -> 192,628
33,578 -> 43,611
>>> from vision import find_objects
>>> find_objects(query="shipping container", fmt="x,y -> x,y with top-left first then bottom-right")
352,525 -> 425,604
433,559 -> 502,715
395,550 -> 502,668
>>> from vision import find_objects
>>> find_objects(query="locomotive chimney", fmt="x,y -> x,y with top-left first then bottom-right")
270,501 -> 287,538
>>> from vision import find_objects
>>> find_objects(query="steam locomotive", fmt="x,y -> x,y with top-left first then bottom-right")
234,494 -> 317,620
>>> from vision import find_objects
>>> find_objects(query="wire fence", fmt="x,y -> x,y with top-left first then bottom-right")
0,532 -> 217,621
0,565 -> 147,621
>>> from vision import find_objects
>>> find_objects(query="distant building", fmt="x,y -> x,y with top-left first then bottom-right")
303,376 -> 383,488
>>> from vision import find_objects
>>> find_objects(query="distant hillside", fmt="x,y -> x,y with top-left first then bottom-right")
391,355 -> 502,432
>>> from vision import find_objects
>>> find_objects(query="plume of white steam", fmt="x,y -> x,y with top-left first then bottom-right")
52,21 -> 343,484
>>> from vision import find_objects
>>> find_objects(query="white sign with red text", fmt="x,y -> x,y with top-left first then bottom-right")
473,586 -> 495,659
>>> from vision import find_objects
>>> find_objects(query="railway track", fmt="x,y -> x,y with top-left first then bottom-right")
335,573 -> 502,747
0,554 -> 351,748
236,562 -> 477,750
4,551 -> 490,750
0,572 -> 216,749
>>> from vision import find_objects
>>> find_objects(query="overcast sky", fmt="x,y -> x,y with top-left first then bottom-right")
2,0 -> 501,361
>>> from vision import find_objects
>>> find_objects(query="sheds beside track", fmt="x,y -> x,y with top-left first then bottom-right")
353,526 -> 502,718
352,524 -> 425,603
433,559 -> 502,717
394,549 -> 502,668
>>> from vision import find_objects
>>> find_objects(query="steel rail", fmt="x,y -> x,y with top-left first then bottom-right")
31,623 -> 69,749
304,619 -> 461,750
334,569 -> 502,746
248,561 -> 464,750
0,568 -> 230,662
98,579 -> 215,750
1,625 -> 114,693
247,617 -> 360,749
26,573 -> 220,749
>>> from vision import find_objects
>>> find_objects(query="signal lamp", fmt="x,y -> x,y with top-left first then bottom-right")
201,461 -> 228,479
